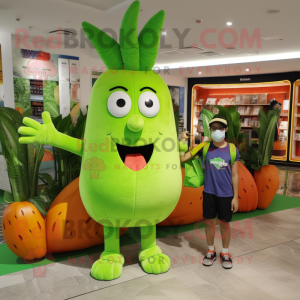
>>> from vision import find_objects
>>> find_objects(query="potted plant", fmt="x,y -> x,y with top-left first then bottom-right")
0,107 -> 48,260
251,108 -> 281,209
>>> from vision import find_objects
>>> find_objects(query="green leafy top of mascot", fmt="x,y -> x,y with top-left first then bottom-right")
18,0 -> 182,280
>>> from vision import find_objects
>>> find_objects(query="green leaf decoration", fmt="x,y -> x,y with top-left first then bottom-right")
4,191 -> 14,204
138,10 -> 165,71
38,173 -> 59,205
120,0 -> 140,70
0,108 -> 30,202
82,1 -> 165,70
215,105 -> 235,143
56,114 -> 72,134
251,108 -> 280,170
28,195 -> 50,218
82,21 -> 123,70
29,143 -> 44,198
52,114 -> 63,128
202,109 -> 215,138
27,143 -> 34,197
262,109 -> 280,166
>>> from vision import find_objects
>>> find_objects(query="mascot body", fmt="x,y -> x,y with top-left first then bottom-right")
19,1 -> 182,280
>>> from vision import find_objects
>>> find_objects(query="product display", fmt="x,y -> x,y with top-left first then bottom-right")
191,81 -> 291,161
290,80 -> 300,161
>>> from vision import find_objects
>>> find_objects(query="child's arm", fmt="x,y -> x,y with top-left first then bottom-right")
231,161 -> 239,213
18,112 -> 84,157
179,131 -> 195,163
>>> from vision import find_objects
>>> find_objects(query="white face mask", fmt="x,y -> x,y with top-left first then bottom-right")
211,130 -> 225,142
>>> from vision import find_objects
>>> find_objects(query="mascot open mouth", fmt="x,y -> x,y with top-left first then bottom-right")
116,143 -> 154,171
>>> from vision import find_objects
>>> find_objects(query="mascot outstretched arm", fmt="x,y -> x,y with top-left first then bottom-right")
19,0 -> 182,281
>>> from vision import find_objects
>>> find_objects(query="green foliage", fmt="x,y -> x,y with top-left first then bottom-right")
28,194 -> 52,218
43,81 -> 59,118
202,109 -> 215,138
0,107 -> 51,216
4,191 -> 14,204
215,106 -> 235,143
214,105 -> 251,164
0,107 -> 30,202
13,78 -> 31,117
253,108 -> 281,169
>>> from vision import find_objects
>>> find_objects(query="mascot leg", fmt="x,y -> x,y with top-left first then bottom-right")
139,225 -> 171,274
91,226 -> 124,281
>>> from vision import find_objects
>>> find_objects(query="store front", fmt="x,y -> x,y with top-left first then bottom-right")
188,72 -> 299,164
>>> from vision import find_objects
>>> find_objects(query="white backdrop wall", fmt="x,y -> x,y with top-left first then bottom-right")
11,37 -> 188,123
0,32 -> 14,108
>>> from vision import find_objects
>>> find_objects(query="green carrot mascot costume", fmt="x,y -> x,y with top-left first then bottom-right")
18,1 -> 182,280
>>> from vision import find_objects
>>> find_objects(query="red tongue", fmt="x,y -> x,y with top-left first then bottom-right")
124,154 -> 147,171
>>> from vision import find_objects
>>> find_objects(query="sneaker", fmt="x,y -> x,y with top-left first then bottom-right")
220,252 -> 233,269
202,249 -> 217,267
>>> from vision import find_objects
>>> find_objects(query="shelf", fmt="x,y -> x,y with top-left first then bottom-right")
236,104 -> 270,106
218,104 -> 270,106
30,94 -> 43,101
208,92 -> 288,95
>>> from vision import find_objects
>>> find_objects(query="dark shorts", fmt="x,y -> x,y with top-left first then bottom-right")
203,191 -> 233,222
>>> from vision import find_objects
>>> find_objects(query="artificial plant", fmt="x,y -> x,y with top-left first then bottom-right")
215,105 -> 247,151
201,108 -> 215,138
0,107 -> 48,260
252,108 -> 281,170
252,108 -> 281,209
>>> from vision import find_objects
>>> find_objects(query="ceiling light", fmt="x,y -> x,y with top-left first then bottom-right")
154,51 -> 300,70
161,31 -> 166,36
245,68 -> 250,72
266,9 -> 280,14
198,71 -> 202,74
226,22 -> 232,26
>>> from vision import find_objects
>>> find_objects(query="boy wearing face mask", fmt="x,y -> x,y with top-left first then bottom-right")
180,115 -> 239,269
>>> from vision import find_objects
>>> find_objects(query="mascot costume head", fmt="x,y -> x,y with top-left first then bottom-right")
19,0 -> 182,280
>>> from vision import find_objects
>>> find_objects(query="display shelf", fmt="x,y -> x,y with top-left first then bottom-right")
289,80 -> 300,161
192,81 -> 290,162
217,104 -> 270,106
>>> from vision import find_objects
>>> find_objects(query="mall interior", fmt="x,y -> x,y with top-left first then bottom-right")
1,0 -> 300,299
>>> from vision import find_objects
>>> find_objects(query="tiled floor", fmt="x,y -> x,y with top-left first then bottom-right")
1,207 -> 300,300
1,164 -> 300,300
